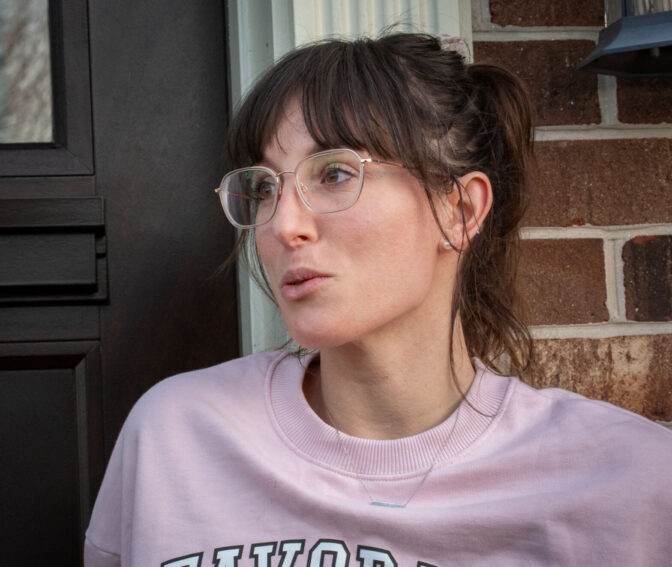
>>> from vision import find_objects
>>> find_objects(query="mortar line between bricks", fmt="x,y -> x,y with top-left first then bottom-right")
597,75 -> 618,126
473,29 -> 599,41
522,225 -> 672,239
613,238 -> 628,323
534,126 -> 672,140
530,322 -> 672,339
602,239 -> 622,322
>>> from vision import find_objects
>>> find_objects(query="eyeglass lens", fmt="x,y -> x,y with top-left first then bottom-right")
221,149 -> 363,227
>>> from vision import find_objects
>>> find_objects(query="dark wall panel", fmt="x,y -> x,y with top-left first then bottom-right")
89,1 -> 239,452
0,233 -> 96,286
0,306 -> 99,342
0,5 -> 238,564
0,368 -> 80,565
0,342 -> 103,565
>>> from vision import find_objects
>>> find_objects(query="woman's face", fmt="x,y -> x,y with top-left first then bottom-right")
254,102 -> 455,350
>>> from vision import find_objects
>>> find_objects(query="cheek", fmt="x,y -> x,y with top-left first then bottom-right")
353,199 -> 441,293
377,192 -> 440,255
252,229 -> 283,299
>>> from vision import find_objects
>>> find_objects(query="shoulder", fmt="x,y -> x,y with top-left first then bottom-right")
502,379 -> 672,529
505,377 -> 672,466
123,349 -> 289,435
510,376 -> 670,434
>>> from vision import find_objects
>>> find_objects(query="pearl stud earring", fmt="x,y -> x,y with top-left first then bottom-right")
442,239 -> 453,250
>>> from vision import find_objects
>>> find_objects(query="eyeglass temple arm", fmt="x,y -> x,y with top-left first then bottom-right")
215,188 -> 259,203
362,157 -> 404,169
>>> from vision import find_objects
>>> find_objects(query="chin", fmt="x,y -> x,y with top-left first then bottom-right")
286,320 -> 354,351
279,304 -> 348,350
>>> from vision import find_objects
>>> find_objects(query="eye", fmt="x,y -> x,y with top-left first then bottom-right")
321,163 -> 357,185
251,178 -> 277,201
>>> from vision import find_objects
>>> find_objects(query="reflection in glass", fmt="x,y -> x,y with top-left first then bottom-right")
0,0 -> 53,144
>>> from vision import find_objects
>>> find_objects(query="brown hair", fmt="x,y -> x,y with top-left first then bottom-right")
224,33 -> 534,375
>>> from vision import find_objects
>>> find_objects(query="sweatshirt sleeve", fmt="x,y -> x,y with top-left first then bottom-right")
83,538 -> 121,567
84,421 -> 127,567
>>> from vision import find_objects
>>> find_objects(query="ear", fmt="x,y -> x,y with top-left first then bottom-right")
442,171 -> 493,250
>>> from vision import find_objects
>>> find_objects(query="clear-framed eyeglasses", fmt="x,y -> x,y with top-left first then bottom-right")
215,148 -> 403,229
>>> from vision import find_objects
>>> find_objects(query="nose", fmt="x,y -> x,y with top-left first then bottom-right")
268,172 -> 317,246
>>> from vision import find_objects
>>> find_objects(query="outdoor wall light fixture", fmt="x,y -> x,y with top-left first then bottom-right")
577,0 -> 672,76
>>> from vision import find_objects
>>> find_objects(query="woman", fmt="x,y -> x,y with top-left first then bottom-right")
85,33 -> 672,566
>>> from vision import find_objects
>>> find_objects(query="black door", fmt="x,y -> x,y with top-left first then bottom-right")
0,1 -> 239,564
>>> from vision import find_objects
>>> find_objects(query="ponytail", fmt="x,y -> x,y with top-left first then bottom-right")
455,64 -> 535,374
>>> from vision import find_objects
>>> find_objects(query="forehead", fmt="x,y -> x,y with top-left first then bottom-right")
260,101 -> 327,167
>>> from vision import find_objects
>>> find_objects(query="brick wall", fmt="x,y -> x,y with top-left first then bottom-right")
472,0 -> 672,425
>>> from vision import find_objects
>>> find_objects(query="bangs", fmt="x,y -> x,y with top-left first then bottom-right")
224,35 -> 454,183
299,40 -> 403,161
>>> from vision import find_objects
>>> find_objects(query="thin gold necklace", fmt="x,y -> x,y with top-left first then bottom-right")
324,404 -> 461,508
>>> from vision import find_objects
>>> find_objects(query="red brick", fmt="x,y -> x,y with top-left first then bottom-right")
518,239 -> 608,325
527,139 -> 672,226
474,41 -> 600,126
522,335 -> 672,421
490,0 -> 603,27
623,235 -> 672,321
618,76 -> 672,124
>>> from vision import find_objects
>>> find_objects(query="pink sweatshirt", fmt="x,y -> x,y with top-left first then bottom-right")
85,350 -> 672,566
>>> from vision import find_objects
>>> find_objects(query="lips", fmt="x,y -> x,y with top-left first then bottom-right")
281,268 -> 327,287
280,268 -> 330,300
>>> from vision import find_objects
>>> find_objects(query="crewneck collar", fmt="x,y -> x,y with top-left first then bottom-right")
267,351 -> 512,478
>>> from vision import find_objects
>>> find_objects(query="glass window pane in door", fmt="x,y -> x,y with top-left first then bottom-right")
0,0 -> 53,144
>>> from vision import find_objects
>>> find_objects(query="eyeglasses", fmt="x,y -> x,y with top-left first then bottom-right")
215,148 -> 403,229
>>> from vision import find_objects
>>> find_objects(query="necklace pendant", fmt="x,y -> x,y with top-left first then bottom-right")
370,500 -> 405,508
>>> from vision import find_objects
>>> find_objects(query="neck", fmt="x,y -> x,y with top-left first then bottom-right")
303,321 -> 475,440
